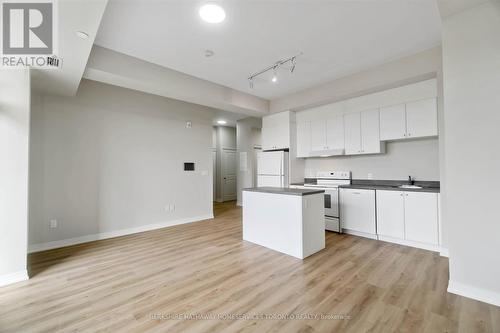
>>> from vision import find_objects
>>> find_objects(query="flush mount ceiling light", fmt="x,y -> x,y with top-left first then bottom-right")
199,4 -> 226,23
205,49 -> 215,58
248,53 -> 302,88
217,120 -> 227,125
76,31 -> 89,39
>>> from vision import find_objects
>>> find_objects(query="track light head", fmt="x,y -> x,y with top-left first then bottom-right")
271,65 -> 278,83
290,57 -> 296,73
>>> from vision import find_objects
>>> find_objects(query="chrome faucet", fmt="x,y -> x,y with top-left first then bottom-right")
408,175 -> 414,185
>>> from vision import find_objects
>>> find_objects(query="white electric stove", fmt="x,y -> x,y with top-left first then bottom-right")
303,171 -> 351,232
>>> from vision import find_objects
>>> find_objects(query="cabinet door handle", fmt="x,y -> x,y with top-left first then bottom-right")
352,192 -> 361,195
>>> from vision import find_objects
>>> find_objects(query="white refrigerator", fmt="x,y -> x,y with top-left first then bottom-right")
257,151 -> 289,188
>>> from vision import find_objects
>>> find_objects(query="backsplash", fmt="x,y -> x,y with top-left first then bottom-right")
304,138 -> 439,181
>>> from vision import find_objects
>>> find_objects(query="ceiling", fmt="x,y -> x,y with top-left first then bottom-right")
94,0 -> 442,100
212,108 -> 248,127
31,0 -> 107,96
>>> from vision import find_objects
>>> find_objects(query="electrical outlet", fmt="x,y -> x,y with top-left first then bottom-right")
49,219 -> 58,229
367,173 -> 373,180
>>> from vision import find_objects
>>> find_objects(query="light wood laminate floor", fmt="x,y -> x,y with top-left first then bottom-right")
1,202 -> 499,332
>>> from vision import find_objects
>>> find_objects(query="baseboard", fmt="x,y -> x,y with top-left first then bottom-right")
440,248 -> 449,257
377,235 -> 440,253
29,214 -> 214,253
0,270 -> 29,287
342,229 -> 378,240
448,280 -> 500,307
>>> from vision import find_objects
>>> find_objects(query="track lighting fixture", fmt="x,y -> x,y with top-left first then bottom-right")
247,53 -> 302,88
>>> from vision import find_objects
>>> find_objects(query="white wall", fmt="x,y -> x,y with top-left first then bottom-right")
442,1 -> 500,306
305,139 -> 439,180
297,79 -> 440,181
29,79 -> 214,249
236,118 -> 262,206
0,69 -> 30,286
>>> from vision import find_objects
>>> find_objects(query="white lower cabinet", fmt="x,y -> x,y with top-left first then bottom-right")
376,190 -> 405,239
376,190 -> 439,250
404,192 -> 439,245
339,188 -> 376,237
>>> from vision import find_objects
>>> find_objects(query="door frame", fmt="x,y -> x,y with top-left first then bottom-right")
212,148 -> 218,202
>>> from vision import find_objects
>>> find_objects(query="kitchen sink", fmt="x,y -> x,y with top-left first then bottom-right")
398,185 -> 423,189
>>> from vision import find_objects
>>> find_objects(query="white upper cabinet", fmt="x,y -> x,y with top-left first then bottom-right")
380,104 -> 406,141
296,121 -> 311,158
404,192 -> 439,245
406,98 -> 438,138
294,80 -> 437,157
380,98 -> 438,141
326,116 -> 344,150
262,111 -> 291,151
361,109 -> 383,154
344,109 -> 384,155
308,116 -> 344,153
310,120 -> 327,151
344,112 -> 362,154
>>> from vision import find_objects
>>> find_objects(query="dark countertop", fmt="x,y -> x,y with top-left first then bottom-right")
338,184 -> 440,193
292,179 -> 440,193
243,187 -> 325,196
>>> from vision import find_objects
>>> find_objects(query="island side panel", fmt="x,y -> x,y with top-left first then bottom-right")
242,191 -> 303,258
301,193 -> 326,258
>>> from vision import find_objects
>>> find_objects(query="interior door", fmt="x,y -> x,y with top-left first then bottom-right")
222,149 -> 237,201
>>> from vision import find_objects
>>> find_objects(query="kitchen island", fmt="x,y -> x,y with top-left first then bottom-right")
242,187 -> 325,259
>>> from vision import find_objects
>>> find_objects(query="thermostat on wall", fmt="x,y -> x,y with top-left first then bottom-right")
184,162 -> 195,171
